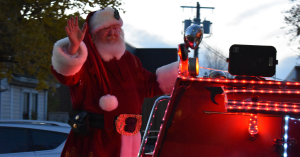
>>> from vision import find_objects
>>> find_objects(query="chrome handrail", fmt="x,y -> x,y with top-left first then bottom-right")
138,95 -> 171,157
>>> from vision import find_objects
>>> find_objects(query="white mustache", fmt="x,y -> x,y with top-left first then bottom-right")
106,36 -> 117,40
92,28 -> 124,42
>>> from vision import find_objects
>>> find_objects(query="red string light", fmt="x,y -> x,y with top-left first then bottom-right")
225,89 -> 300,94
226,101 -> 300,113
178,76 -> 300,86
152,97 -> 172,155
249,114 -> 258,136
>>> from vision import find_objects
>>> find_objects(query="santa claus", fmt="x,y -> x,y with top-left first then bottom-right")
51,7 -> 178,157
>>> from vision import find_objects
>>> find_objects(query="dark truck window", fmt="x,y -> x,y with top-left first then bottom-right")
31,129 -> 68,151
0,127 -> 33,154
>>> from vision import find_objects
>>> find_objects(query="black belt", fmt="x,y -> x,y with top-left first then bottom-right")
89,112 -> 138,132
88,112 -> 117,130
68,110 -> 138,134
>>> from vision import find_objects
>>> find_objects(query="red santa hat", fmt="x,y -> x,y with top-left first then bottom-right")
85,7 -> 124,112
89,7 -> 123,35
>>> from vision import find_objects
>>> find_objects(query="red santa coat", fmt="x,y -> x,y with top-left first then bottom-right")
51,11 -> 178,157
52,48 -> 168,156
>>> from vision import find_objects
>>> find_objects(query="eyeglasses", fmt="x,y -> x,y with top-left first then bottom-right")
102,25 -> 121,34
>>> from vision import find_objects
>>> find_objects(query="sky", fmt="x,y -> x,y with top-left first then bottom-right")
93,0 -> 299,80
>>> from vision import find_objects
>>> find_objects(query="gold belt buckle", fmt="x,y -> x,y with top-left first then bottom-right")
115,114 -> 142,136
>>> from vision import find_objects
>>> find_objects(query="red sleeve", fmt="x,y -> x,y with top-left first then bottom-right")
51,65 -> 82,86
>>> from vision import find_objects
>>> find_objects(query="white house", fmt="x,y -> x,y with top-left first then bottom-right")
285,66 -> 300,81
0,75 -> 48,120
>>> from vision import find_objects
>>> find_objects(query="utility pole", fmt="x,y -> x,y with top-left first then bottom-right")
181,2 -> 214,58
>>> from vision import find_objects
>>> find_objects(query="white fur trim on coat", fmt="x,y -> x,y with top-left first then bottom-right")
89,7 -> 123,35
156,61 -> 179,95
120,132 -> 141,157
99,94 -> 118,112
51,37 -> 88,76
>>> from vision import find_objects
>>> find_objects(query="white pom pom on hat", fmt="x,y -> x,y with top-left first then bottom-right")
89,7 -> 123,35
99,94 -> 118,112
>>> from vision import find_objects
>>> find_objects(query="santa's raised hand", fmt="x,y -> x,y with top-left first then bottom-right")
65,16 -> 87,55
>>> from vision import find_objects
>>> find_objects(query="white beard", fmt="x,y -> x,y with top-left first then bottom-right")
93,33 -> 126,62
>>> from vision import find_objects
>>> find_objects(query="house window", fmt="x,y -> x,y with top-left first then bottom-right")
23,93 -> 30,119
22,92 -> 38,120
31,93 -> 38,120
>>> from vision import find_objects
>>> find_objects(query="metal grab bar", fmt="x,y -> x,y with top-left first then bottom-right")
138,95 -> 171,157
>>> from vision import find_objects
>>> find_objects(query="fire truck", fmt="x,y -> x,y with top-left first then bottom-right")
138,25 -> 300,157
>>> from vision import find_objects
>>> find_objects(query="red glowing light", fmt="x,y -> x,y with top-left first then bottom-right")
287,82 -> 290,85
178,47 -> 182,58
277,82 -> 281,84
242,80 -> 246,83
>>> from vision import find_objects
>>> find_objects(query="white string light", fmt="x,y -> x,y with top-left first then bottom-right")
283,115 -> 289,157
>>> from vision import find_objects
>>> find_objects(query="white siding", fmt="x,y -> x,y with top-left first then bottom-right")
0,79 -> 48,120
1,80 -> 11,119
13,86 -> 22,119
37,91 -> 45,120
